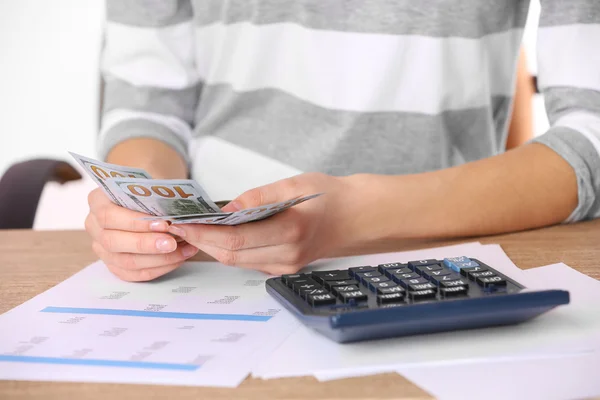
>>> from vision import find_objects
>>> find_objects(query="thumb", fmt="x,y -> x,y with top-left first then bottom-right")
220,180 -> 294,212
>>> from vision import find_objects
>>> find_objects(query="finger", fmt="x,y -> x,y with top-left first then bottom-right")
222,175 -> 305,210
105,262 -> 184,282
172,210 -> 306,251
196,241 -> 307,269
93,241 -> 198,270
88,188 -> 170,233
89,216 -> 179,254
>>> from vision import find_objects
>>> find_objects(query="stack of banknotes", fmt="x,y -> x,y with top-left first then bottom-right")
70,152 -> 321,226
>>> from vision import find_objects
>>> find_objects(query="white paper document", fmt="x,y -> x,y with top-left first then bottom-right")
0,261 -> 299,387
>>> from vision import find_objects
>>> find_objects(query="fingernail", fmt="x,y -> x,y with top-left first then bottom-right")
168,225 -> 186,238
156,238 -> 176,252
182,245 -> 198,258
150,221 -> 167,231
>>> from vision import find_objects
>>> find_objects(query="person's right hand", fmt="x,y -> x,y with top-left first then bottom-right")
85,188 -> 199,281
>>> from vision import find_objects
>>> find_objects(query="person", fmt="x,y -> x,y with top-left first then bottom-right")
86,1 -> 599,282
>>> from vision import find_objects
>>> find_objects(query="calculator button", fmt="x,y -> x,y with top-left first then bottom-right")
354,271 -> 382,281
363,276 -> 389,284
439,279 -> 469,288
408,259 -> 439,270
294,283 -> 321,294
281,274 -> 305,285
324,279 -> 359,288
377,293 -> 405,304
468,270 -> 493,280
312,270 -> 351,283
459,266 -> 487,277
430,274 -> 462,285
440,286 -> 468,297
476,275 -> 507,288
290,278 -> 319,289
378,286 -> 406,295
399,277 -> 428,288
332,285 -> 360,297
339,290 -> 368,303
408,289 -> 437,301
390,272 -> 419,283
370,281 -> 397,293
408,282 -> 437,292
377,263 -> 408,274
300,288 -> 329,299
443,257 -> 480,272
348,266 -> 376,277
384,267 -> 412,279
422,269 -> 452,280
308,293 -> 337,306
415,264 -> 443,276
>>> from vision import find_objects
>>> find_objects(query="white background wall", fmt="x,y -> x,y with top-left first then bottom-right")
0,0 -> 549,230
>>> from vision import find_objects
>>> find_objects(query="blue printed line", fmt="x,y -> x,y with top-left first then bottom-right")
41,306 -> 272,322
0,355 -> 199,371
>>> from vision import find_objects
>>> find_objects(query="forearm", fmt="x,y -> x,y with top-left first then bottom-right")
106,138 -> 188,179
348,143 -> 578,242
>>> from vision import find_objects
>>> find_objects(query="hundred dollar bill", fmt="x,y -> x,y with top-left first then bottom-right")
105,177 -> 224,217
142,193 -> 323,225
69,152 -> 152,207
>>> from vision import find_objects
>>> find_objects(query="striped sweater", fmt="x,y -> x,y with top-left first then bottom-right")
99,0 -> 600,222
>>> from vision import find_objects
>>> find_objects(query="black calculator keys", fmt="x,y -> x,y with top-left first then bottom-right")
332,285 -> 360,297
377,292 -> 405,304
378,286 -> 405,295
348,266 -> 376,276
377,263 -> 408,274
440,286 -> 468,297
307,293 -> 337,306
354,271 -> 382,282
422,269 -> 452,279
300,288 -> 329,299
468,270 -> 494,280
399,277 -> 428,288
408,289 -> 437,301
390,272 -> 419,283
439,278 -> 469,288
430,273 -> 462,286
477,275 -> 507,288
363,276 -> 389,284
293,282 -> 321,294
370,281 -> 397,292
415,264 -> 443,275
339,290 -> 368,303
312,270 -> 351,284
384,267 -> 412,278
281,274 -> 305,285
289,277 -> 319,290
408,259 -> 440,269
459,265 -> 487,277
408,282 -> 437,292
325,279 -> 359,289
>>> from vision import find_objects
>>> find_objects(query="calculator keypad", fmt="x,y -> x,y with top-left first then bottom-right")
280,257 -> 517,310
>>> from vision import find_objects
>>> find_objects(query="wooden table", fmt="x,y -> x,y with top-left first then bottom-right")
1,220 -> 599,399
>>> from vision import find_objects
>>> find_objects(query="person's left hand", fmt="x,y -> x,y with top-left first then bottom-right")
166,173 -> 365,275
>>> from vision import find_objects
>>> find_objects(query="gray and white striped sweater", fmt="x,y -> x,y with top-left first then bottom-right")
99,0 -> 600,222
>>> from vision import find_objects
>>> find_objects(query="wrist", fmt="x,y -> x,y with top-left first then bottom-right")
340,171 -> 446,244
107,138 -> 188,179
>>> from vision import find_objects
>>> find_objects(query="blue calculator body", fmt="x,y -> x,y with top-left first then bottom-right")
265,257 -> 570,343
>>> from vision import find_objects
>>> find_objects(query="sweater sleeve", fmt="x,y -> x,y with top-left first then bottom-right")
531,0 -> 600,222
98,0 -> 199,165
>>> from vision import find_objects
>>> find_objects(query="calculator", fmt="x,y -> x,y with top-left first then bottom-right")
265,257 -> 570,343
